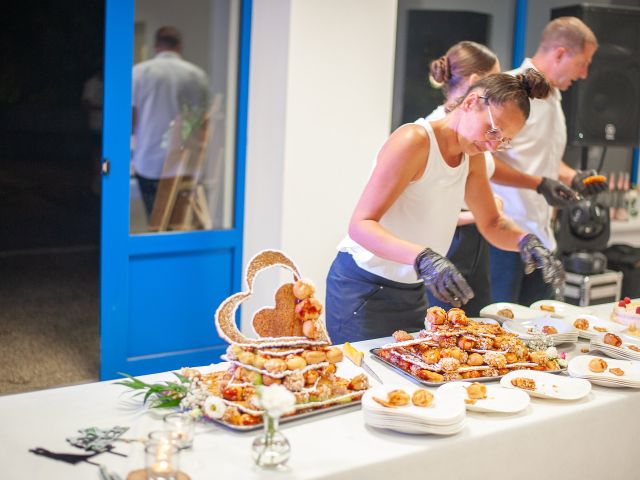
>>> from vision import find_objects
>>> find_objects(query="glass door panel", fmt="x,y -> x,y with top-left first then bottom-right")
129,0 -> 239,234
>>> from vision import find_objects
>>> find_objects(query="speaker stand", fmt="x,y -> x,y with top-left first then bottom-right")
580,146 -> 589,171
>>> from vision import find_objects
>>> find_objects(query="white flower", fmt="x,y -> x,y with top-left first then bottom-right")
259,385 -> 296,418
558,358 -> 568,368
203,395 -> 227,419
545,346 -> 558,360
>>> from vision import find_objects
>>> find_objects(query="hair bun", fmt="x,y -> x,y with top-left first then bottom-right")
429,55 -> 451,84
517,68 -> 551,100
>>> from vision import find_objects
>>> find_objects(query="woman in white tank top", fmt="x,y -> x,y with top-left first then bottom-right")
419,42 -> 578,317
326,69 -> 565,344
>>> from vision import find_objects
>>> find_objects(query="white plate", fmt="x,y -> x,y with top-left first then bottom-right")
436,382 -> 530,413
568,355 -> 640,383
469,317 -> 500,325
480,303 -> 546,324
500,370 -> 591,400
529,300 -> 592,319
567,314 -> 627,340
590,340 -> 640,361
362,384 -> 466,424
502,317 -> 578,344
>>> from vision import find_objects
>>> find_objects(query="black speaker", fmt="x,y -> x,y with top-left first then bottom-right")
396,10 -> 490,129
554,198 -> 610,254
551,4 -> 640,146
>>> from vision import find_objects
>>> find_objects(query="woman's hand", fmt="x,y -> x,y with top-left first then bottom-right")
414,248 -> 474,307
518,234 -> 565,295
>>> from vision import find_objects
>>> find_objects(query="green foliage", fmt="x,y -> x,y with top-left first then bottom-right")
116,372 -> 190,409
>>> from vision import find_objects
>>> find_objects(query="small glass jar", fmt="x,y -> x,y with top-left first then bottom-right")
145,442 -> 179,480
163,412 -> 195,449
251,413 -> 291,469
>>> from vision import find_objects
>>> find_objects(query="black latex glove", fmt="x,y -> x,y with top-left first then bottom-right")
536,177 -> 581,207
518,234 -> 566,297
414,248 -> 474,307
571,169 -> 608,196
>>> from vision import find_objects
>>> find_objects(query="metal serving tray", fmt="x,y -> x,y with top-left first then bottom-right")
370,347 -> 565,387
209,398 -> 362,432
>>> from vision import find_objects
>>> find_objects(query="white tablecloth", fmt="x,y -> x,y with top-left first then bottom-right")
1,302 -> 639,479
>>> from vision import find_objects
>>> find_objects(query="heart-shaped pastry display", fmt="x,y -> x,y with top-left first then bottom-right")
215,249 -> 330,346
207,250 -> 370,428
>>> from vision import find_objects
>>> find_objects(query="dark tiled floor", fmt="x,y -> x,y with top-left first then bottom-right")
0,155 -> 100,395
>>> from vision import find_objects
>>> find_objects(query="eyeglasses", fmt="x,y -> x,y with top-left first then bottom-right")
479,95 -> 512,151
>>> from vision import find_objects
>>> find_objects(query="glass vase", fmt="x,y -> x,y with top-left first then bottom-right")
251,414 -> 291,468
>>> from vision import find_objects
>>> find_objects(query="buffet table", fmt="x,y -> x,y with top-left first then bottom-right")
1,302 -> 638,480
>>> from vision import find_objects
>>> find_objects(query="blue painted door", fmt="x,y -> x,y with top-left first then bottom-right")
100,0 -> 251,379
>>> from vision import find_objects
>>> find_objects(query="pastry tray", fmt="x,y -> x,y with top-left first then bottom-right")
370,347 -> 565,387
209,398 -> 362,432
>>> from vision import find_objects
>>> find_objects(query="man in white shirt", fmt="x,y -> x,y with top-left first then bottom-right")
132,26 -> 209,215
490,17 -> 605,304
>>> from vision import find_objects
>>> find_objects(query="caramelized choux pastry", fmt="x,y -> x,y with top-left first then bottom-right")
302,320 -> 318,338
264,358 -> 287,373
295,297 -> 323,321
285,355 -> 307,371
393,330 -> 414,342
467,353 -> 484,366
412,389 -> 434,407
466,382 -> 487,400
604,333 -> 622,347
573,318 -> 589,330
301,350 -> 326,364
426,306 -> 447,325
325,347 -> 344,363
293,278 -> 315,300
387,389 -> 410,406
588,357 -> 607,373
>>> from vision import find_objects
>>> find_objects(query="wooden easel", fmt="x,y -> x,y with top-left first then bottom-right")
148,96 -> 222,232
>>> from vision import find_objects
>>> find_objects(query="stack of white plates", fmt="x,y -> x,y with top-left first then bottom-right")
479,302 -> 545,324
436,382 -> 530,413
566,314 -> 627,341
502,317 -> 579,345
590,336 -> 640,361
529,300 -> 593,319
500,370 -> 591,400
362,384 -> 466,435
568,355 -> 640,388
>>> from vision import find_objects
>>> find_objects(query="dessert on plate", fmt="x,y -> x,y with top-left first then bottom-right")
611,297 -> 640,330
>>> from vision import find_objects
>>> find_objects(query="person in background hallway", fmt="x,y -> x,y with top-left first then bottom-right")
131,26 -> 209,216
423,41 -> 580,317
490,17 -> 606,306
326,70 -> 565,344
82,69 -> 103,195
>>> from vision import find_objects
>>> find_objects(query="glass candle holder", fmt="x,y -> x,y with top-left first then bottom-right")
148,430 -> 180,446
145,443 -> 179,480
163,412 -> 195,449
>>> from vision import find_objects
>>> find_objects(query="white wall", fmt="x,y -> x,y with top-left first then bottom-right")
242,0 -> 398,333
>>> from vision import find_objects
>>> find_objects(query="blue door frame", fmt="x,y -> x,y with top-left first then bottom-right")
100,0 -> 252,380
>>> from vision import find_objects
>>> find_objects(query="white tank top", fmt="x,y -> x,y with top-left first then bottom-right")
337,119 -> 469,284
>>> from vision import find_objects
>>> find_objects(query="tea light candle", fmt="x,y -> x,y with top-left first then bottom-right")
145,443 -> 179,480
163,412 -> 195,449
151,460 -> 173,474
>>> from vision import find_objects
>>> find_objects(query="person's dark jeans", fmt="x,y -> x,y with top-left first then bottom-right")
489,245 -> 553,305
326,252 -> 428,344
135,173 -> 159,216
426,224 -> 491,317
